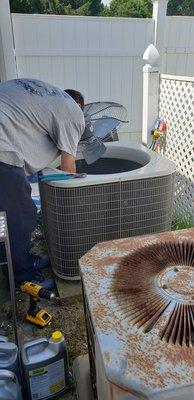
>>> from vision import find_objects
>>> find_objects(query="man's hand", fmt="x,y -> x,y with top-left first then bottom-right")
61,151 -> 76,173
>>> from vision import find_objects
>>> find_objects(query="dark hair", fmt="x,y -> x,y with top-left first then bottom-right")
65,89 -> 84,110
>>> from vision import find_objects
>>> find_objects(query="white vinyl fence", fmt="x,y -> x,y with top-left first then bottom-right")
163,16 -> 194,77
0,0 -> 194,141
11,14 -> 154,142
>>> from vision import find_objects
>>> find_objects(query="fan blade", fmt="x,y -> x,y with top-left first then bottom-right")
91,117 -> 121,139
82,138 -> 106,165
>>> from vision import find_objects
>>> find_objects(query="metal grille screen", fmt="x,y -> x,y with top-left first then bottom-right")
39,174 -> 175,278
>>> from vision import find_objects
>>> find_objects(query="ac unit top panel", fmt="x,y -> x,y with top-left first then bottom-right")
44,143 -> 176,188
79,228 -> 194,397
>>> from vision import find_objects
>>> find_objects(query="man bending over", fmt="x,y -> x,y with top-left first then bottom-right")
0,78 -> 85,289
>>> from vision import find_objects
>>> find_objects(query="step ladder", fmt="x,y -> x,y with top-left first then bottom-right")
0,212 -> 18,345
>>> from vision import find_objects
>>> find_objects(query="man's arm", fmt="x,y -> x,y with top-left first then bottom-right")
61,151 -> 76,173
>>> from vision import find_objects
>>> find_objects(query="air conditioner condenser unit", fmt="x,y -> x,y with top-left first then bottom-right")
79,228 -> 194,400
39,143 -> 175,280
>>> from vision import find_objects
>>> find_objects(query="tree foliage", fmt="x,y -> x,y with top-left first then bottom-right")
10,0 -> 104,15
107,0 -> 152,18
10,0 -> 64,13
9,0 -> 194,16
103,0 -> 194,17
75,0 -> 104,16
167,0 -> 194,16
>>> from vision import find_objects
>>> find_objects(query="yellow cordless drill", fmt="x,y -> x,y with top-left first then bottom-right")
20,282 -> 55,327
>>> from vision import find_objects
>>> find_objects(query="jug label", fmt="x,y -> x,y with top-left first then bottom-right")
29,359 -> 65,399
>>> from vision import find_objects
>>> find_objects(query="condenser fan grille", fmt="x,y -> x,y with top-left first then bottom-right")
111,241 -> 194,347
84,101 -> 128,123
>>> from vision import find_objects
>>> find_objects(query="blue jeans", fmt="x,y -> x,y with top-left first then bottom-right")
0,162 -> 38,285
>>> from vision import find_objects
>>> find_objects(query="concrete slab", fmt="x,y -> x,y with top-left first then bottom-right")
55,277 -> 82,301
73,355 -> 94,400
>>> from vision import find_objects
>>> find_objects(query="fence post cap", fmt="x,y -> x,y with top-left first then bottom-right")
143,44 -> 160,67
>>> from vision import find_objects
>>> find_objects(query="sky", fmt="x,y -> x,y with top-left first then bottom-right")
102,0 -> 111,5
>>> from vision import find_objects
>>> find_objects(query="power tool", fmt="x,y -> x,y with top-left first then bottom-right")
20,282 -> 55,327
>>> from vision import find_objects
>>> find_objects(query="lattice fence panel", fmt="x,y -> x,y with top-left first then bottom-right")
159,76 -> 194,226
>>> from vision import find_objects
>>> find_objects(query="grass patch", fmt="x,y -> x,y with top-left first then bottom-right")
172,218 -> 194,231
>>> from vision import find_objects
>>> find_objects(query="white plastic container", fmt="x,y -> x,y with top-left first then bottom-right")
0,342 -> 21,386
22,331 -> 69,400
0,370 -> 23,400
0,335 -> 9,342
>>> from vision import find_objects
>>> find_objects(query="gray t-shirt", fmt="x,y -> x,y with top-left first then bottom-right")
0,79 -> 85,174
